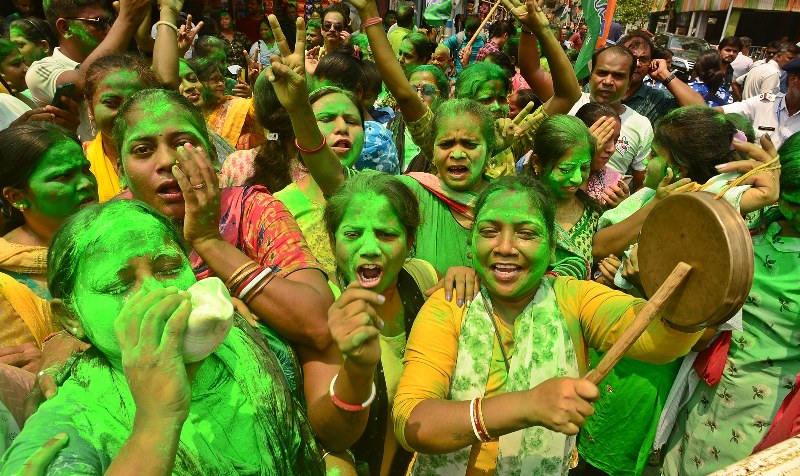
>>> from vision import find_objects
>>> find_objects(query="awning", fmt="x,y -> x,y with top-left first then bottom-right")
652,0 -> 800,13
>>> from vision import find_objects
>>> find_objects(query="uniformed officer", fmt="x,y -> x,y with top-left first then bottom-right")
718,57 -> 800,149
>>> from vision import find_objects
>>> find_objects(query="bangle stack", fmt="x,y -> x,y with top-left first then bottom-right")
225,262 -> 280,303
470,397 -> 493,442
361,17 -> 383,29
329,373 -> 376,412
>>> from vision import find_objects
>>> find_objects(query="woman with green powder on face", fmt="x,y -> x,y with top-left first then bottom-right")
577,106 -> 781,476
0,122 -> 98,371
391,174 -> 704,475
110,87 -> 376,456
0,200 -> 325,475
325,170 -> 447,475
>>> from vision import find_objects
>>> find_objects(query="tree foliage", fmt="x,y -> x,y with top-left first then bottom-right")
615,0 -> 655,29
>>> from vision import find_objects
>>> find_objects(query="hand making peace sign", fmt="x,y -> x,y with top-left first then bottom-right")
265,15 -> 309,114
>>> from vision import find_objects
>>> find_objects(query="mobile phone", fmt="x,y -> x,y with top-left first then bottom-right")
0,74 -> 12,95
51,82 -> 76,109
620,174 -> 633,181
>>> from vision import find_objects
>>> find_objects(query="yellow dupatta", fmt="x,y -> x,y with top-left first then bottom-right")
83,134 -> 121,202
0,273 -> 55,347
206,96 -> 253,149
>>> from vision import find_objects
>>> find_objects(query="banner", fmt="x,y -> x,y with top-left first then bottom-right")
573,0 -> 610,79
597,0 -> 617,48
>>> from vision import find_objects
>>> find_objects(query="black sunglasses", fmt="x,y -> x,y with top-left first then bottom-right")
323,21 -> 344,32
412,84 -> 439,98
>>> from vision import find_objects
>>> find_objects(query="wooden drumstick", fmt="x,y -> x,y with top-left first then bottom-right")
468,0 -> 502,45
584,262 -> 693,385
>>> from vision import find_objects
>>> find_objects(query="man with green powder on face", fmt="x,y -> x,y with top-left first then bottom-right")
26,0 -> 152,140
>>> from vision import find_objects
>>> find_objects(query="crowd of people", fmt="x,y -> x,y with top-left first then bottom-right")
0,0 -> 798,474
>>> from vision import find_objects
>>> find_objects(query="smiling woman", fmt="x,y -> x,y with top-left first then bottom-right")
392,175 -> 705,475
0,122 -> 98,369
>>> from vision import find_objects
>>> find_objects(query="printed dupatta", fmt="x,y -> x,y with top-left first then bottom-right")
411,278 -> 579,476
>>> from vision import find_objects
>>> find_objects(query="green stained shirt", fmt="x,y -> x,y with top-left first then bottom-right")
622,83 -> 679,126
396,175 -> 473,274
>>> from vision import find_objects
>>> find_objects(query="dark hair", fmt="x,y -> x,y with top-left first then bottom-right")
739,37 -> 752,49
113,89 -> 212,158
723,113 -> 756,143
307,18 -> 322,30
455,61 -> 511,99
531,115 -> 600,210
502,35 -> 520,65
314,51 -> 364,93
83,53 -> 159,103
409,64 -> 450,99
592,45 -> 636,79
653,106 -> 745,183
691,49 -> 725,93
484,51 -> 515,79
193,36 -> 228,62
489,20 -> 516,39
778,132 -> 800,198
9,17 -> 57,51
511,88 -> 543,112
360,60 -> 383,98
189,57 -> 226,82
575,102 -> 620,126
48,200 -> 187,302
0,39 -> 18,64
396,4 -> 415,28
0,123 -> 80,233
473,174 -> 556,246
464,14 -> 480,35
433,99 -> 496,157
402,32 -> 436,64
618,30 -> 655,57
322,2 -> 351,27
247,72 -> 294,193
324,170 -> 421,243
653,46 -> 673,60
718,36 -> 743,51
43,0 -> 107,30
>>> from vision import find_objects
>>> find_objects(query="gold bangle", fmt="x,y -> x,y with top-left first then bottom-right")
225,262 -> 258,290
244,270 -> 278,304
477,398 -> 493,440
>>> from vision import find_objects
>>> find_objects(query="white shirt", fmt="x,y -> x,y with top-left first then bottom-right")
722,92 -> 800,149
25,47 -> 93,140
569,92 -> 653,174
731,52 -> 753,80
0,94 -> 31,130
741,59 -> 781,100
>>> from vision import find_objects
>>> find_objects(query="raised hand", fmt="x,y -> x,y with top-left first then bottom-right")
265,15 -> 308,113
171,143 -> 222,247
589,116 -> 616,146
602,180 -> 630,208
654,168 -> 695,201
328,282 -> 384,370
177,14 -> 203,56
526,377 -> 599,435
499,0 -> 548,31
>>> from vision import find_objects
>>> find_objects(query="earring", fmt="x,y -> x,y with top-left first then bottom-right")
14,202 -> 27,211
90,119 -> 97,137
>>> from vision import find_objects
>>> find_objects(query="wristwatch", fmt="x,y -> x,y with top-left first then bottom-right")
662,72 -> 676,85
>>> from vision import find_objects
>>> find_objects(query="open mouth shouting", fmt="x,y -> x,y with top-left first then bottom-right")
156,179 -> 184,203
447,164 -> 470,181
356,263 -> 383,288
331,137 -> 353,155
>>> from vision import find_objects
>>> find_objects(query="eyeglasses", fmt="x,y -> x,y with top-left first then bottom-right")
64,16 -> 113,31
412,84 -> 439,98
323,21 -> 344,32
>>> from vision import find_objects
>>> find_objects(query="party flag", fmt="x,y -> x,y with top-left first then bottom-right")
573,0 -> 611,79
424,0 -> 453,27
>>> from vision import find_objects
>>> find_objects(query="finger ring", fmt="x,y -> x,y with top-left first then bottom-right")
192,183 -> 206,190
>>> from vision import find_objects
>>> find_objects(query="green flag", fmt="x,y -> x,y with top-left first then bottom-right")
573,0 -> 607,80
423,0 -> 453,27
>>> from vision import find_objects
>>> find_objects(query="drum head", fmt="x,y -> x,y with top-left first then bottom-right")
638,192 -> 754,327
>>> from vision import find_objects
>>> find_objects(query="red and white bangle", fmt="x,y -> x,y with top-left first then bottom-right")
470,397 -> 492,442
329,373 -> 376,412
361,17 -> 383,29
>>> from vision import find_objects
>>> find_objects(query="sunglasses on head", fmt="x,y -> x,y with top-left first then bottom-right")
323,21 -> 344,32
